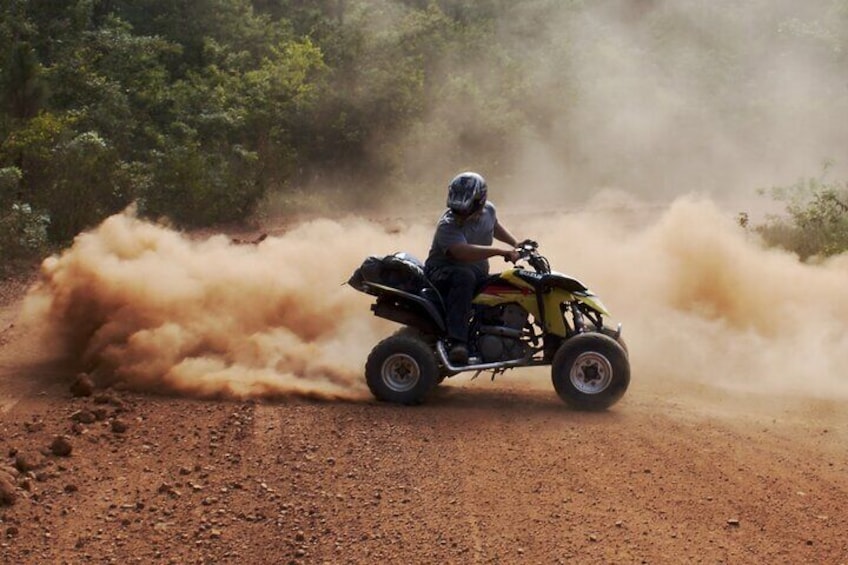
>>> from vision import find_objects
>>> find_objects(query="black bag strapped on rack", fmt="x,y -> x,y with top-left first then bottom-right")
348,252 -> 427,293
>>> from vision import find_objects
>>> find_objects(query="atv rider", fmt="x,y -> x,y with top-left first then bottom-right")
424,172 -> 522,364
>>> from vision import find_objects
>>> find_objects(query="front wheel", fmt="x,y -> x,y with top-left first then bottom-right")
600,326 -> 628,356
365,334 -> 438,404
551,332 -> 630,410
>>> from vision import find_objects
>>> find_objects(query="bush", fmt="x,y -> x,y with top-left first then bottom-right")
0,167 -> 49,259
754,163 -> 848,260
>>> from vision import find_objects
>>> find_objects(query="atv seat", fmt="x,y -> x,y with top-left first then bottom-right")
420,286 -> 445,315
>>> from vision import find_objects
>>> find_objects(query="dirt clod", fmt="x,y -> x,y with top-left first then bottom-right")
14,452 -> 41,473
50,436 -> 73,457
24,420 -> 45,433
0,475 -> 16,506
70,373 -> 95,397
71,410 -> 96,424
111,419 -> 128,434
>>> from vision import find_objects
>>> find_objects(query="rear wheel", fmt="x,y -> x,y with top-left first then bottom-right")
392,326 -> 451,384
551,332 -> 630,410
365,334 -> 438,404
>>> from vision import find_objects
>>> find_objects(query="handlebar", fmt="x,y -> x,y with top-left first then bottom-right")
518,239 -> 538,250
514,240 -> 550,274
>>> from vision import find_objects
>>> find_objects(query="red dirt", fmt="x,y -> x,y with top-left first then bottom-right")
1,277 -> 847,564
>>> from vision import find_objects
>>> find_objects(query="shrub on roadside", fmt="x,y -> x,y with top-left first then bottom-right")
754,163 -> 848,261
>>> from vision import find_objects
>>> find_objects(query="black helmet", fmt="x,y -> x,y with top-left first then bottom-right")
447,172 -> 487,216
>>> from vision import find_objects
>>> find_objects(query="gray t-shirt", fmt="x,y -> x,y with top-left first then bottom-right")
425,201 -> 498,276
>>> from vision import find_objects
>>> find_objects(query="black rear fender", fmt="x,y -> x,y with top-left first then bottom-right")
364,282 -> 446,335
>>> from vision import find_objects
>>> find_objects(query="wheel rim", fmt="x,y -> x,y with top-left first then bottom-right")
569,351 -> 613,394
381,353 -> 421,393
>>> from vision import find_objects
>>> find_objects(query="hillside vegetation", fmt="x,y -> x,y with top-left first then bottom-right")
1,0 -> 847,259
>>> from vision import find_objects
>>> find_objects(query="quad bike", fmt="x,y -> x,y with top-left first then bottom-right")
347,241 -> 630,410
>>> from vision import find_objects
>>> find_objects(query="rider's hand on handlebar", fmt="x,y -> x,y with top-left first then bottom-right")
503,248 -> 521,263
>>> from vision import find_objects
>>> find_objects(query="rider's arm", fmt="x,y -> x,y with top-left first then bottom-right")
494,219 -> 518,248
447,243 -> 518,263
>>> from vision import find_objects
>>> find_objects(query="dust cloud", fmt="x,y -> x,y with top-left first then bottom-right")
19,209 -> 428,401
18,195 -> 848,403
514,194 -> 848,400
386,0 -> 848,211
10,2 -> 847,406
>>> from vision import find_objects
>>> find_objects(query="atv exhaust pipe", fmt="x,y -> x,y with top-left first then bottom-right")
435,341 -> 533,374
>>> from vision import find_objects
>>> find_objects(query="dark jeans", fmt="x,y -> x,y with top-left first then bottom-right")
425,264 -> 486,343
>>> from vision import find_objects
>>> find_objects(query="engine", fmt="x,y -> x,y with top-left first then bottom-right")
475,303 -> 530,363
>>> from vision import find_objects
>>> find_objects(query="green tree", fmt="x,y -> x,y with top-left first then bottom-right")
45,131 -> 126,241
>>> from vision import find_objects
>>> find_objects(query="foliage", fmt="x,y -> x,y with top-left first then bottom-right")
0,166 -> 49,258
754,163 -> 848,260
0,0 -> 846,258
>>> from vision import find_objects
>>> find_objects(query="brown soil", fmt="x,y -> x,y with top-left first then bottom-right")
0,280 -> 846,564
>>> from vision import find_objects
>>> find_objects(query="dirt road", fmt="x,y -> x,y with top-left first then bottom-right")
1,279 -> 846,565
